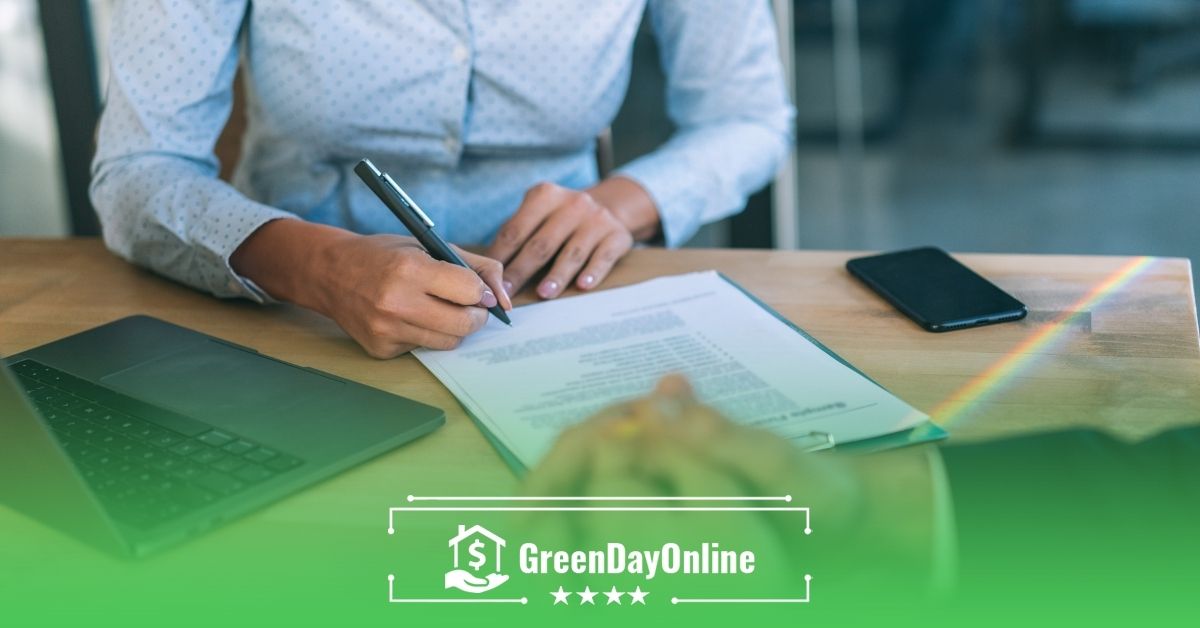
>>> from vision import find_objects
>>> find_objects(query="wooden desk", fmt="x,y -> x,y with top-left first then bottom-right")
2,239 -> 1199,504
2,236 -> 1199,625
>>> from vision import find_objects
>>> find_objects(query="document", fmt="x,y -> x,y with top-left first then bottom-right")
414,271 -> 932,469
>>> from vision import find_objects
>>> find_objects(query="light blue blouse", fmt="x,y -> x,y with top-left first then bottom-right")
91,0 -> 793,300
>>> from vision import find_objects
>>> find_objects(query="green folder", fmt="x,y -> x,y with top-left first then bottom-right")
453,273 -> 947,475
718,273 -> 948,454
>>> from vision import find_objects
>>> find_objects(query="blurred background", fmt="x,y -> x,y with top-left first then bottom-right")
4,0 -> 1200,277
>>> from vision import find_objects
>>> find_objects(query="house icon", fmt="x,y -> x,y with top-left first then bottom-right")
449,524 -> 506,573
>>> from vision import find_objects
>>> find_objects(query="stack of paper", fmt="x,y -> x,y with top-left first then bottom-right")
414,271 -> 939,470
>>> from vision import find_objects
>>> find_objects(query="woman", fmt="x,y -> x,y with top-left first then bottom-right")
91,1 -> 793,357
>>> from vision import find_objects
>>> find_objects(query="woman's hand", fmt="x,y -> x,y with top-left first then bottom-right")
523,376 -> 860,524
232,220 -> 511,358
486,178 -> 660,299
518,376 -> 838,592
521,375 -> 944,598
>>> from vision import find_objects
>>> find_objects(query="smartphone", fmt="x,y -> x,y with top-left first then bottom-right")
846,246 -> 1027,332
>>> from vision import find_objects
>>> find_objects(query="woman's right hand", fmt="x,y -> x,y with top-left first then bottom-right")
231,219 -> 511,358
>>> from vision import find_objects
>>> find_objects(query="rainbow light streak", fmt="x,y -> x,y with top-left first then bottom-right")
930,256 -> 1157,428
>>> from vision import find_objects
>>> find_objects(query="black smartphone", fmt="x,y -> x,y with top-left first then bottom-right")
846,246 -> 1027,332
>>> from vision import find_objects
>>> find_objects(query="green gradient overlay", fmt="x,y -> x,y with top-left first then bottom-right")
4,429 -> 1198,628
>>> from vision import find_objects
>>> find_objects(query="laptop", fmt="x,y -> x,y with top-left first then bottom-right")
0,315 -> 444,557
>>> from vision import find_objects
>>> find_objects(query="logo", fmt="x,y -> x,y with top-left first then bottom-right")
445,524 -> 510,594
387,496 -> 813,607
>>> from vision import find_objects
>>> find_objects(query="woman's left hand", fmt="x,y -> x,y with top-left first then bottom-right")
486,182 -> 637,299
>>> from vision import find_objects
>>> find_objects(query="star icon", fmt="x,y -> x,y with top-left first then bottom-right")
577,586 -> 598,605
551,586 -> 570,605
604,586 -> 624,605
628,585 -> 648,605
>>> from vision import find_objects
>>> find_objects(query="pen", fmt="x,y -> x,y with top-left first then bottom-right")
354,158 -> 511,326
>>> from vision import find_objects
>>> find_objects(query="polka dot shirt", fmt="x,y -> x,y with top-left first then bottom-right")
90,0 -> 793,300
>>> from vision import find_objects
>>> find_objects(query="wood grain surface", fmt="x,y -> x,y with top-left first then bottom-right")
1,239 -> 1198,513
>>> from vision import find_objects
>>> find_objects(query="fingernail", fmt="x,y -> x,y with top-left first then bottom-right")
502,280 -> 514,294
480,290 -> 498,308
538,280 -> 559,299
579,274 -> 596,288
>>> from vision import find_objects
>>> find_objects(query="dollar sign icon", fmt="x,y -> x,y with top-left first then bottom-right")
467,539 -> 487,571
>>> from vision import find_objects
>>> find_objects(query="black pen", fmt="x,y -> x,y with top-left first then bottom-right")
354,158 -> 511,326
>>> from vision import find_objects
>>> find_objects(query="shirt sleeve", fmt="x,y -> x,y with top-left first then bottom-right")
89,0 -> 295,301
616,0 -> 795,247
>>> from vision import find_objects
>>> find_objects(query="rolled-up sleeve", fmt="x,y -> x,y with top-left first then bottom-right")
616,0 -> 795,247
90,0 -> 294,300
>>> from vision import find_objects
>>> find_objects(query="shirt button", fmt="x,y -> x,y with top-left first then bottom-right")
444,137 -> 459,153
451,45 -> 469,64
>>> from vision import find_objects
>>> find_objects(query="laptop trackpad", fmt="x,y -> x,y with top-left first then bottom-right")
99,340 -> 338,421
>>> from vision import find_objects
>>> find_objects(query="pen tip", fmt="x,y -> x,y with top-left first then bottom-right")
491,308 -> 512,326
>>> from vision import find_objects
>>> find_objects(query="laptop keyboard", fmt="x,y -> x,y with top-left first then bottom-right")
10,359 -> 305,530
